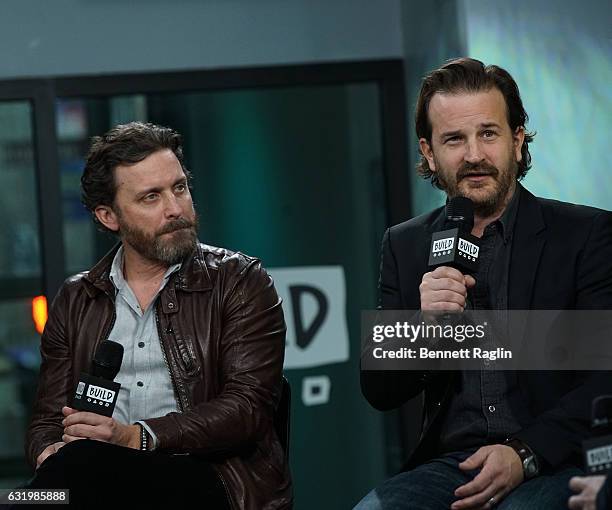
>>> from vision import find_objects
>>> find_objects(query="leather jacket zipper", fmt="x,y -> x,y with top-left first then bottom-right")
101,313 -> 116,347
154,313 -> 233,509
154,310 -> 184,412
213,465 -> 234,510
97,290 -> 117,353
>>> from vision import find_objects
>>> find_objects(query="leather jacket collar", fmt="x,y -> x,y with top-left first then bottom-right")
84,241 -> 213,297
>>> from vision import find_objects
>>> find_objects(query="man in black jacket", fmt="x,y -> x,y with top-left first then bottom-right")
355,58 -> 612,509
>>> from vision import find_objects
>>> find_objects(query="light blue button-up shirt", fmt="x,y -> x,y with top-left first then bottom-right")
108,246 -> 180,447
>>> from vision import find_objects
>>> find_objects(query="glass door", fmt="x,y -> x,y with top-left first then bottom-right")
0,94 -> 43,487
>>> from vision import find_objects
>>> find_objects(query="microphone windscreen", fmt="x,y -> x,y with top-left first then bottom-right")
592,395 -> 612,429
92,340 -> 124,381
445,197 -> 474,231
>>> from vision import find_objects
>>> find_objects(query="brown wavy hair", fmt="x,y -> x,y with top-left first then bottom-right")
81,121 -> 191,232
415,57 -> 535,189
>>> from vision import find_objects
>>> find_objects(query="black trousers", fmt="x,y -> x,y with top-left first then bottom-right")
17,440 -> 230,509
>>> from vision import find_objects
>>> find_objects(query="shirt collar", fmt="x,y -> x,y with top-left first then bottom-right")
495,181 -> 522,242
109,246 -> 182,292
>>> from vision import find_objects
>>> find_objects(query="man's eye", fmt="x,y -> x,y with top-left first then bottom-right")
483,130 -> 497,138
143,194 -> 158,202
175,184 -> 186,193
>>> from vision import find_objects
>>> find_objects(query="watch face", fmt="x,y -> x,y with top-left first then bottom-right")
524,458 -> 537,477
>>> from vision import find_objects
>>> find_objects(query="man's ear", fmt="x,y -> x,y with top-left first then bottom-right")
94,205 -> 120,232
419,138 -> 436,172
513,126 -> 525,163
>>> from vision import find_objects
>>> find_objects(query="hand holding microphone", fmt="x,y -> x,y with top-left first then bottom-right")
566,396 -> 612,509
422,197 -> 479,313
420,266 -> 476,312
61,405 -> 140,449
62,341 -> 140,449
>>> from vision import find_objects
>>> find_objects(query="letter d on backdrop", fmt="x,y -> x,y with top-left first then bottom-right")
269,266 -> 349,369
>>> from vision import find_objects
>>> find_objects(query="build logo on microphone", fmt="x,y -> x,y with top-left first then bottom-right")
86,384 -> 115,405
75,381 -> 115,408
432,237 -> 454,257
458,237 -> 479,261
72,373 -> 120,416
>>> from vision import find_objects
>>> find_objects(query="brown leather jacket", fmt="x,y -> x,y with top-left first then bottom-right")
26,243 -> 292,510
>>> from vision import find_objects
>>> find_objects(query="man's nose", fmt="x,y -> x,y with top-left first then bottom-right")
464,139 -> 485,164
164,194 -> 182,218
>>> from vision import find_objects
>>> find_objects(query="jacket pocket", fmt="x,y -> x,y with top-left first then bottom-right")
179,334 -> 201,377
165,319 -> 201,377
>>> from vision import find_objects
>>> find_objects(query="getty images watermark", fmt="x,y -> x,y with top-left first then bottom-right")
361,310 -> 612,371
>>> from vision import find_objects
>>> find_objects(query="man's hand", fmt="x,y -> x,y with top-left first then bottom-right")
568,475 -> 606,510
451,445 -> 524,509
61,406 -> 140,449
35,441 -> 65,469
420,266 -> 476,312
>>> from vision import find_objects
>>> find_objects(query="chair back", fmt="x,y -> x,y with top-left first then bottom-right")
274,376 -> 291,460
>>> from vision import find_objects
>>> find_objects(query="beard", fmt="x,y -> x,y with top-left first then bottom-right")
435,155 -> 518,217
118,215 -> 198,266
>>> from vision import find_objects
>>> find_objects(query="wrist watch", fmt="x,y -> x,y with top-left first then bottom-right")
504,438 -> 540,479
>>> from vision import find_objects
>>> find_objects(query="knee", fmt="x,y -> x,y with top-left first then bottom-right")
32,440 -> 110,486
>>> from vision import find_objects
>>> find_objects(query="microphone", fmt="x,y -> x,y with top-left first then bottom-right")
71,341 -> 123,417
428,196 -> 481,274
583,396 -> 612,474
427,197 -> 481,320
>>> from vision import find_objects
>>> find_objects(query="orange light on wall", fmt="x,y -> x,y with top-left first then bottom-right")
32,295 -> 48,335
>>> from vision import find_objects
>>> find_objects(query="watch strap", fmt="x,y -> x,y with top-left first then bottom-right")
504,438 -> 540,479
138,423 -> 149,451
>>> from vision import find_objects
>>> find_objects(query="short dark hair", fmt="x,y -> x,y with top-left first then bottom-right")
415,57 -> 535,188
81,121 -> 191,232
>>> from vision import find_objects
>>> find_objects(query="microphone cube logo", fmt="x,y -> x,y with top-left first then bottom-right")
86,384 -> 116,404
432,237 -> 454,255
76,381 -> 86,396
586,445 -> 612,473
583,435 -> 612,474
72,373 -> 120,416
458,238 -> 479,261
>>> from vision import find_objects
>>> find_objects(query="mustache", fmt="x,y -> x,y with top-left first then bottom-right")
156,218 -> 196,236
457,163 -> 499,180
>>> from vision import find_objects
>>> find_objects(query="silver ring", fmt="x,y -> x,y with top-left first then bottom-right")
488,497 -> 496,507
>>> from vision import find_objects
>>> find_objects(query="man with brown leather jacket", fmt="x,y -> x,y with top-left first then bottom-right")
23,122 -> 292,509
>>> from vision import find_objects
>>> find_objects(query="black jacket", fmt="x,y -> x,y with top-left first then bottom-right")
361,186 -> 612,470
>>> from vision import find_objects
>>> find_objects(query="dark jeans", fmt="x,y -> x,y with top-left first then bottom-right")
13,439 -> 230,509
354,452 -> 581,509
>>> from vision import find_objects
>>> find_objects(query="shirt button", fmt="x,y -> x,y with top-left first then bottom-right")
137,381 -> 144,387
488,405 -> 496,413
168,302 -> 175,309
138,342 -> 145,348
